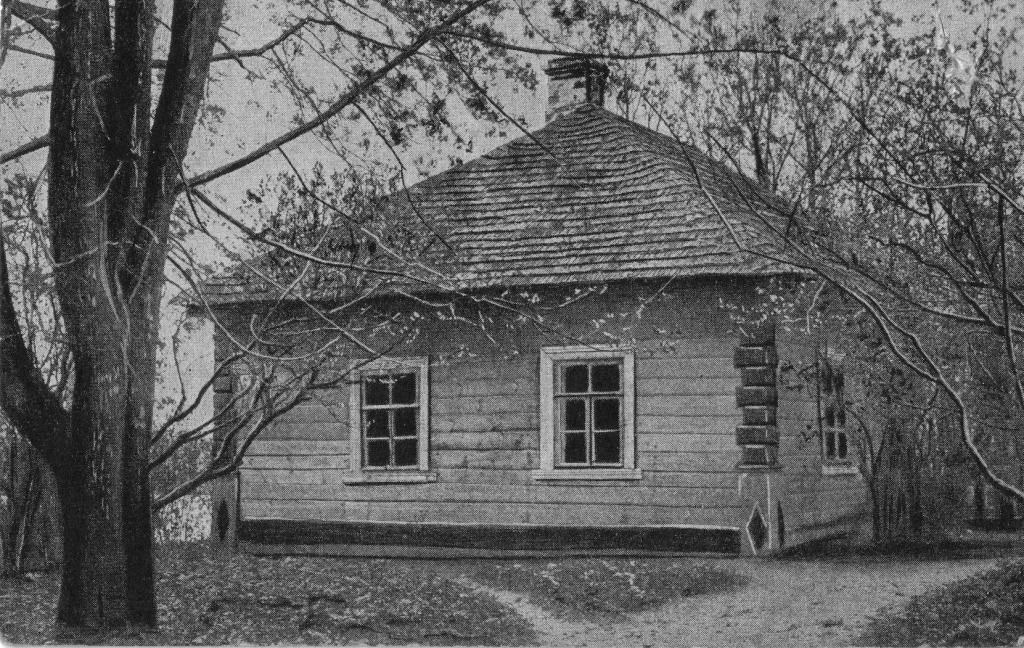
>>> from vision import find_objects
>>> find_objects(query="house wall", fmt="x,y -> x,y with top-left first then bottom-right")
773,327 -> 869,548
209,278 -> 867,554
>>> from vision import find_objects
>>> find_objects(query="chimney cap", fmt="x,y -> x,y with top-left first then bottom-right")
544,56 -> 610,81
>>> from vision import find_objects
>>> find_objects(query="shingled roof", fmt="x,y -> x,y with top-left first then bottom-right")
203,103 -> 797,305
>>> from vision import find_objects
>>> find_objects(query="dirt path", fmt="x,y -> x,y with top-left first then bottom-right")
477,557 -> 1000,647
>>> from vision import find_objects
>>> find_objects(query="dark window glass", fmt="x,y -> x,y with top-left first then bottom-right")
836,408 -> 846,427
366,440 -> 390,466
563,364 -> 589,393
837,432 -> 848,459
364,377 -> 390,405
365,411 -> 389,438
563,399 -> 586,430
392,373 -> 417,404
394,439 -> 418,466
362,369 -> 423,469
594,431 -> 620,464
593,398 -> 619,430
394,408 -> 417,437
824,405 -> 835,428
825,431 -> 836,459
564,432 -> 587,463
591,364 -> 620,392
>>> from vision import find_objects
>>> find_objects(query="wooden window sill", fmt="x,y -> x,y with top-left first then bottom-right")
342,471 -> 437,484
532,468 -> 642,481
821,463 -> 859,476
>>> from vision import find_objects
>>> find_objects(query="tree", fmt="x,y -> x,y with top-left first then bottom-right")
0,173 -> 65,574
0,0 -> 544,631
652,0 -> 1024,514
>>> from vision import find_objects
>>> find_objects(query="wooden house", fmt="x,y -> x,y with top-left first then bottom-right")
201,58 -> 867,557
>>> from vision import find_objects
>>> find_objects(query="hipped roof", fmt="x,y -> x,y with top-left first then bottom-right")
202,103 -> 798,306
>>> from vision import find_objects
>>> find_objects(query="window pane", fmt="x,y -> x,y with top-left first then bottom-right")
365,410 -> 390,438
591,364 -> 620,392
394,407 -> 418,437
593,398 -> 620,430
562,399 -> 586,430
364,377 -> 390,405
820,363 -> 833,394
594,431 -> 621,464
563,432 -> 587,463
366,440 -> 390,467
394,439 -> 418,466
825,431 -> 836,459
392,373 -> 417,404
836,407 -> 846,427
837,432 -> 848,459
824,405 -> 835,428
563,364 -> 588,393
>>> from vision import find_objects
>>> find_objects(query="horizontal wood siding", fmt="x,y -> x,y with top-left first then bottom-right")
774,329 -> 868,545
238,279 -> 753,537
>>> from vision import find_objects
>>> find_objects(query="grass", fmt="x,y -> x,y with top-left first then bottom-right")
0,546 -> 743,645
471,557 -> 742,622
862,560 -> 1024,647
0,543 -> 537,646
778,526 -> 1024,562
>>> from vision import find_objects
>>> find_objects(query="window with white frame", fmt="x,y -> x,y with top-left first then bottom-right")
535,346 -> 639,480
347,357 -> 432,482
818,357 -> 849,462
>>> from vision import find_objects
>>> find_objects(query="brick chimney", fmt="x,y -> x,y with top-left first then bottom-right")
544,57 -> 610,122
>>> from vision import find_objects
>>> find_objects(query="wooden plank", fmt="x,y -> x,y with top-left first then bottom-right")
639,433 -> 734,453
243,454 -> 349,470
274,405 -> 348,426
637,414 -> 739,435
432,413 -> 539,434
639,394 -> 737,417
242,499 -> 746,526
431,395 -> 537,417
432,358 -> 535,382
241,480 -> 741,509
239,519 -> 742,554
638,451 -> 737,473
432,448 -> 537,470
431,430 -> 538,452
260,421 -> 346,442
635,355 -> 738,378
432,377 -> 537,399
239,467 -> 743,489
637,377 -> 738,396
248,439 -> 348,456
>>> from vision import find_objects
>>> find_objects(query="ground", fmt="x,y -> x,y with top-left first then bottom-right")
0,532 -> 1019,646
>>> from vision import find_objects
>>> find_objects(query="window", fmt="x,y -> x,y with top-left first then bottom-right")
818,357 -> 849,462
347,357 -> 434,483
362,372 -> 420,468
535,346 -> 639,480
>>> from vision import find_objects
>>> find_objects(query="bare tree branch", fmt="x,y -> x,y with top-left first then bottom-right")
184,0 -> 494,189
7,0 -> 55,45
0,135 -> 49,165
0,214 -> 70,470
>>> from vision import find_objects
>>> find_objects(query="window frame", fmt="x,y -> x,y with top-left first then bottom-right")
534,345 -> 639,481
816,353 -> 853,470
346,356 -> 434,484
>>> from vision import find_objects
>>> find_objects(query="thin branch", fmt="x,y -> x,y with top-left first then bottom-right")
184,0 -> 494,189
0,134 -> 49,165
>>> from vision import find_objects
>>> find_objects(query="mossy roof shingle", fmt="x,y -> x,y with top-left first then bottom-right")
203,104 -> 797,304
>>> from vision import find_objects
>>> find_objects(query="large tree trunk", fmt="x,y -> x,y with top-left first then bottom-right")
35,0 -> 222,630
